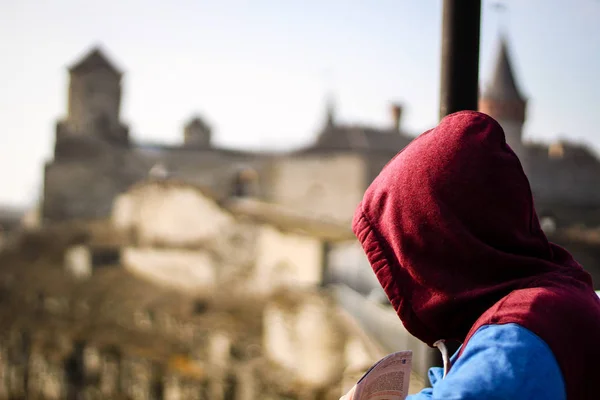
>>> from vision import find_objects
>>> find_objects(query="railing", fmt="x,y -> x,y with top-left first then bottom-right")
331,283 -> 438,380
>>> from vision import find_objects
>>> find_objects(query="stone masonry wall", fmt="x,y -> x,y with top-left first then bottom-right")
268,154 -> 367,224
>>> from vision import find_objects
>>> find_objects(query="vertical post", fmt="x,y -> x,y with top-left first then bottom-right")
439,0 -> 482,119
429,0 -> 482,371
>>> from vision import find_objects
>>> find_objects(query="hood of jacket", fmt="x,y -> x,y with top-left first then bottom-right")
352,111 -> 593,346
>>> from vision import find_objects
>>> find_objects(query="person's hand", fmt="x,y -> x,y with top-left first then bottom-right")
339,384 -> 356,400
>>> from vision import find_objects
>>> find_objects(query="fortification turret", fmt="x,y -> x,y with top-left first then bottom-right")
56,47 -> 129,148
183,116 -> 212,148
479,37 -> 527,153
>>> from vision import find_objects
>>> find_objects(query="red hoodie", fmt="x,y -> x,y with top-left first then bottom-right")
352,111 -> 600,399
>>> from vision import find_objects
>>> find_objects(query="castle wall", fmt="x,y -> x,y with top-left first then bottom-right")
268,154 -> 367,223
43,142 -> 272,222
530,165 -> 600,206
112,182 -> 235,247
43,134 -> 600,231
43,156 -> 142,222
132,148 -> 272,198
110,180 -> 332,294
524,150 -> 600,226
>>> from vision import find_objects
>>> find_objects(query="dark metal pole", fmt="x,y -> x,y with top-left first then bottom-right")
439,0 -> 482,120
428,0 -> 482,370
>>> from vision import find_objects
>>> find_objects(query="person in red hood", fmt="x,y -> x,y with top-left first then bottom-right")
352,111 -> 600,399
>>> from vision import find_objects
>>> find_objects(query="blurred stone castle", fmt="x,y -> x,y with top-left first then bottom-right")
42,38 -> 600,231
478,38 -> 600,229
41,47 -> 410,226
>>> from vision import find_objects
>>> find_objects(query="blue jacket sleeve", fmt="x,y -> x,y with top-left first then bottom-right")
407,323 -> 566,400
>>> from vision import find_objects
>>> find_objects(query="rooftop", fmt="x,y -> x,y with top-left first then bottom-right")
482,37 -> 525,102
69,47 -> 122,76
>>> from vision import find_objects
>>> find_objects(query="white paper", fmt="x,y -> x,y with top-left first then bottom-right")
341,351 -> 412,400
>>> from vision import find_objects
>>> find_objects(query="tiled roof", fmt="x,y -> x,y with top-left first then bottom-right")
482,37 -> 525,102
299,125 -> 413,154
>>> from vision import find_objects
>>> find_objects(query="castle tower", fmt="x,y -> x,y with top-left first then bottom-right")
479,37 -> 527,153
183,116 -> 212,148
59,47 -> 128,144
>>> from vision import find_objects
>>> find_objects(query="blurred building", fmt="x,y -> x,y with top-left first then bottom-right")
42,42 -> 600,232
479,36 -> 600,228
0,178 -> 426,399
0,206 -> 25,251
41,47 -> 411,225
110,179 -> 355,294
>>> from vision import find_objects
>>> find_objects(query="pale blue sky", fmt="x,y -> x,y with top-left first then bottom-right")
1,0 -> 599,206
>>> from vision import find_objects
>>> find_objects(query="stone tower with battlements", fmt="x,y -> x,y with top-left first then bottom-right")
479,37 -> 527,155
183,116 -> 212,148
55,47 -> 129,159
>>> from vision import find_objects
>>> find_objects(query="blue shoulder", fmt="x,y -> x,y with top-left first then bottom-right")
407,323 -> 565,400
